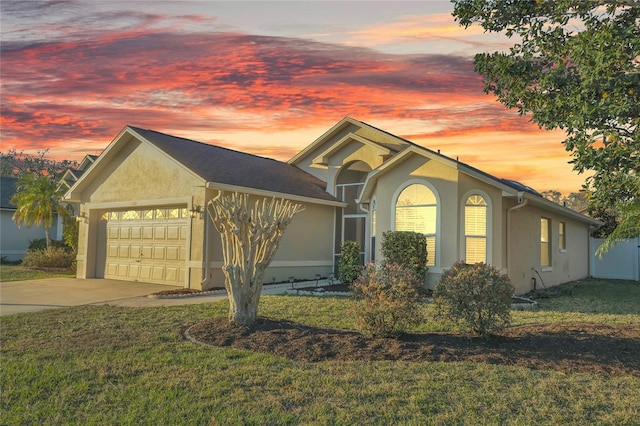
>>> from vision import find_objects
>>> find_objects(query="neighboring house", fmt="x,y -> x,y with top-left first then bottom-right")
0,176 -> 59,261
56,154 -> 99,233
65,117 -> 601,294
57,154 -> 99,199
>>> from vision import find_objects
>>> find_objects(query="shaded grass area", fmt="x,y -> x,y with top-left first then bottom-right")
0,264 -> 75,282
2,279 -> 639,424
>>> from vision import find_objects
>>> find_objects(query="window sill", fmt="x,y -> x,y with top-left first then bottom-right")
541,266 -> 553,272
559,249 -> 567,253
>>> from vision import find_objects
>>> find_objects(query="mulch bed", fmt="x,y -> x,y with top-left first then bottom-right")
187,318 -> 640,377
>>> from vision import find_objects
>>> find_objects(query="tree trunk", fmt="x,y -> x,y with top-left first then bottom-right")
44,228 -> 52,250
208,193 -> 304,326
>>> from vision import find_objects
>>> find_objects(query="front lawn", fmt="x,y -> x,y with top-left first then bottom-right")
0,264 -> 75,282
1,278 -> 639,425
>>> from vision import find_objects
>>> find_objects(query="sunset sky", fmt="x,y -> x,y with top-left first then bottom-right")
1,0 -> 588,193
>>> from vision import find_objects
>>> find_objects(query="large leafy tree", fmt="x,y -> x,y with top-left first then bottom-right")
11,173 -> 67,249
452,0 -> 639,245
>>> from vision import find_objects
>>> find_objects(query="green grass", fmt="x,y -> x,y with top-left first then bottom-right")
0,264 -> 75,282
2,278 -> 639,425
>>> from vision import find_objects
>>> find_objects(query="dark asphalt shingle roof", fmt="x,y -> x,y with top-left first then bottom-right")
130,127 -> 337,203
354,117 -> 543,197
0,177 -> 17,209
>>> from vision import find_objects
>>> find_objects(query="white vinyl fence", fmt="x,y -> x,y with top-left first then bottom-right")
590,237 -> 640,281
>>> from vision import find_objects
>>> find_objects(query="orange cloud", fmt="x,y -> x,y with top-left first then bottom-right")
1,23 -> 585,193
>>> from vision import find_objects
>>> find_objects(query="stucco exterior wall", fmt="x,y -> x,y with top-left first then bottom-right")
201,195 -> 335,289
81,141 -> 203,203
507,202 -> 591,294
368,154 -> 459,283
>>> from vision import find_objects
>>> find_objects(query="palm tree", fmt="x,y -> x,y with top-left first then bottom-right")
11,173 -> 66,249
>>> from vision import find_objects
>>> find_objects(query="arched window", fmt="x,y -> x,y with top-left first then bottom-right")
464,194 -> 487,264
395,183 -> 437,266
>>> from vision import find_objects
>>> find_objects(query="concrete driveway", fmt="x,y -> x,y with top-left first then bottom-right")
0,278 -> 298,316
0,278 -> 181,316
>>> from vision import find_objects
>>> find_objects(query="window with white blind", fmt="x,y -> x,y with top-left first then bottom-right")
395,183 -> 437,266
464,194 -> 487,264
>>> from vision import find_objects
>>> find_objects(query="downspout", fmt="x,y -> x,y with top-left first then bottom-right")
506,192 -> 527,283
201,188 -> 222,288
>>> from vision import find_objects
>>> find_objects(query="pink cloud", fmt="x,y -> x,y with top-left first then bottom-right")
0,23 -> 585,193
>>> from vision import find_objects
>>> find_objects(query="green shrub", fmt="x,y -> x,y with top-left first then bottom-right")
62,215 -> 79,252
27,238 -> 67,251
22,247 -> 76,270
380,231 -> 428,278
338,240 -> 362,284
351,263 -> 424,338
434,261 -> 513,337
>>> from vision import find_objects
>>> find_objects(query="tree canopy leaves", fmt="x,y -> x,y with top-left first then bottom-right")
452,0 -> 639,220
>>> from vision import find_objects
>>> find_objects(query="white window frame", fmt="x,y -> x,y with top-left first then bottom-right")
540,217 -> 552,271
460,190 -> 492,265
559,221 -> 567,253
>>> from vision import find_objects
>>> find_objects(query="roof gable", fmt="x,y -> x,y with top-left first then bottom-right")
66,126 -> 337,204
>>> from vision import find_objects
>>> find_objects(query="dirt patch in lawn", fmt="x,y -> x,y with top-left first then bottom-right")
187,318 -> 640,377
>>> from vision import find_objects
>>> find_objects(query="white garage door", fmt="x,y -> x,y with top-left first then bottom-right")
101,207 -> 188,285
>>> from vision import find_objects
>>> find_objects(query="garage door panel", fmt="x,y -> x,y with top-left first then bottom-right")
117,264 -> 129,277
108,226 -> 119,239
165,267 -> 178,282
139,265 -> 152,280
131,245 -> 141,258
119,245 -> 130,258
167,225 -> 180,240
129,264 -> 140,278
143,227 -> 154,239
108,244 -> 119,258
131,226 -> 142,239
166,246 -> 179,261
155,226 -> 166,239
142,246 -> 153,259
152,266 -> 164,281
102,208 -> 187,286
153,246 -> 165,260
120,226 -> 130,239
107,262 -> 118,276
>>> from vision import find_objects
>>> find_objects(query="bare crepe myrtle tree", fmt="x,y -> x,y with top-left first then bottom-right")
207,192 -> 304,326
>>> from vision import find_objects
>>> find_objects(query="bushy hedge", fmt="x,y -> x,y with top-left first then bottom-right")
351,262 -> 424,338
22,247 -> 76,270
27,238 -> 68,251
380,231 -> 428,278
338,240 -> 362,284
434,261 -> 513,337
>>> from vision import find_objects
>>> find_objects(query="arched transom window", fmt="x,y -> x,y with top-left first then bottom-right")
464,194 -> 487,264
395,183 -> 437,266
